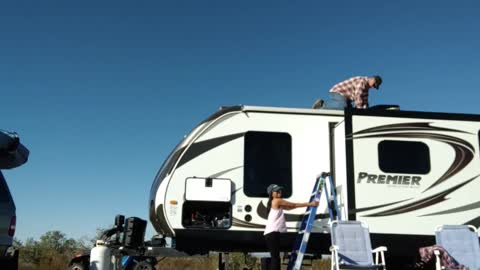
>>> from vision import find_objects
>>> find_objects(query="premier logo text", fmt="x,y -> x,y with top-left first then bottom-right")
357,172 -> 421,185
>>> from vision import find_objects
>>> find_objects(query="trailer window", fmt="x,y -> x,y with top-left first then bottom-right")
378,140 -> 430,174
244,131 -> 292,198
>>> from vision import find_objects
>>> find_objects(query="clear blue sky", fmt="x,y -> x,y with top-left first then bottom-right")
1,1 -> 479,241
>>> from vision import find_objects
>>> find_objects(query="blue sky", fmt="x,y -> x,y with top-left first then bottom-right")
1,1 -> 479,241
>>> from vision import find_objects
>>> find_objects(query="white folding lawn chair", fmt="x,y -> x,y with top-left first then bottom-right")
330,221 -> 387,270
434,225 -> 480,270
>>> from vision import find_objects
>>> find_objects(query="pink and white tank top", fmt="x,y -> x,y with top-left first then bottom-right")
264,207 -> 287,235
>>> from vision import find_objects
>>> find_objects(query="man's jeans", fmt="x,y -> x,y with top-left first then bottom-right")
323,92 -> 349,110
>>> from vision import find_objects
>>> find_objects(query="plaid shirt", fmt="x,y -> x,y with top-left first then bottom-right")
329,76 -> 371,109
419,245 -> 469,270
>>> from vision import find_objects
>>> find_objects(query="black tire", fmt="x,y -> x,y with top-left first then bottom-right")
133,260 -> 155,270
69,262 -> 87,270
1,256 -> 18,270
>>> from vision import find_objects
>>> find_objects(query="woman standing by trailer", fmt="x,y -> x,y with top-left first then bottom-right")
264,184 -> 319,270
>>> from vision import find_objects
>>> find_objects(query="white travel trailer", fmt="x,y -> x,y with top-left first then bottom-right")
149,105 -> 480,260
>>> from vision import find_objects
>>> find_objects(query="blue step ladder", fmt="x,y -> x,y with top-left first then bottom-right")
286,172 -> 341,270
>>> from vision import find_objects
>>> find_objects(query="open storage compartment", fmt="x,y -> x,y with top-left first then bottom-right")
182,201 -> 231,229
182,177 -> 232,229
183,177 -> 232,229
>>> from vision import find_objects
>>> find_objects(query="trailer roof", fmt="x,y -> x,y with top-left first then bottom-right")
200,105 -> 344,126
205,105 -> 480,124
242,105 -> 344,116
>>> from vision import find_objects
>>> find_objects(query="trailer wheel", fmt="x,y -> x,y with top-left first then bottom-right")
69,262 -> 87,270
133,260 -> 154,270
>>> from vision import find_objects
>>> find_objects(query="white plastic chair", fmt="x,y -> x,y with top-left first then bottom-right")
330,221 -> 387,270
434,225 -> 480,270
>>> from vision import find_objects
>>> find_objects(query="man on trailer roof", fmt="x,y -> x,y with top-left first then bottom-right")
312,75 -> 382,110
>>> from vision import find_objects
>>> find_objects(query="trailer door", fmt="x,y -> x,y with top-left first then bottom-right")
331,121 -> 349,221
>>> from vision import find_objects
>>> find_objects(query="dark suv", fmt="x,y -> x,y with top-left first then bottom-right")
0,172 -> 17,264
0,130 -> 29,269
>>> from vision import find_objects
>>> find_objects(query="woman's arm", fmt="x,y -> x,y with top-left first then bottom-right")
273,198 -> 319,210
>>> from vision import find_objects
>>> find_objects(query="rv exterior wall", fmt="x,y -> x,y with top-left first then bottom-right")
349,114 -> 480,235
163,110 -> 342,232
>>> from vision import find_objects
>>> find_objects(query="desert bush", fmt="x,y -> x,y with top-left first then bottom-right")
15,231 -> 330,270
16,230 -> 91,270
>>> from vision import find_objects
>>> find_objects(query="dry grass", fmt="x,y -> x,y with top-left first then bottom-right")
156,256 -> 217,270
155,254 -> 331,270
19,252 -> 331,270
19,255 -> 71,270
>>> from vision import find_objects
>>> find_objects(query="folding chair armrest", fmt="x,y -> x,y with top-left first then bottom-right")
330,245 -> 339,252
372,246 -> 388,268
372,246 -> 388,253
